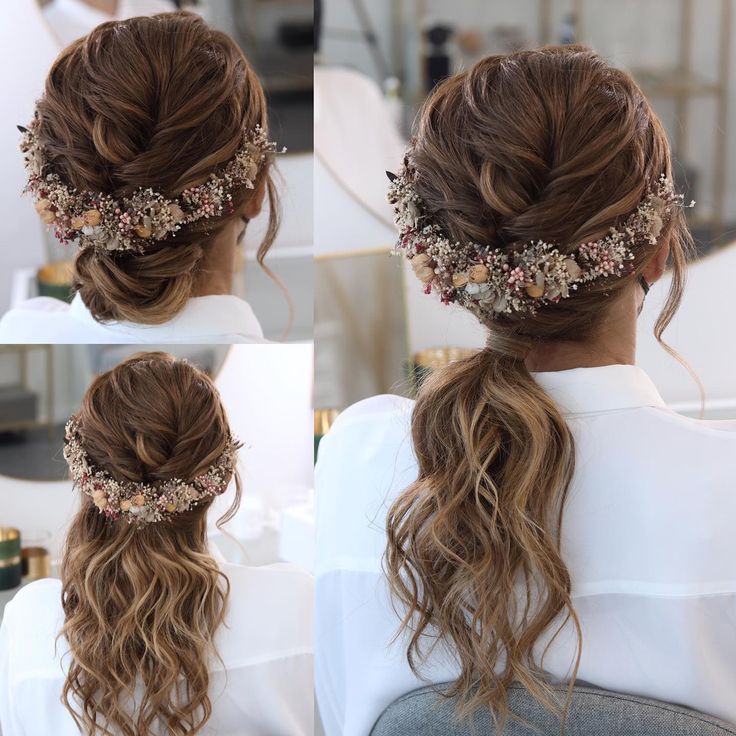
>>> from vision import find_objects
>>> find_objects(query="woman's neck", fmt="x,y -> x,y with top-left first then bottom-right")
192,220 -> 239,298
525,285 -> 639,372
525,338 -> 635,372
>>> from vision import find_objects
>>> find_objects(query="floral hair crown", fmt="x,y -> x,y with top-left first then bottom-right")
19,117 -> 283,254
387,162 -> 693,319
63,417 -> 240,525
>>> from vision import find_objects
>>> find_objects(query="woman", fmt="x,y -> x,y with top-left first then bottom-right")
0,353 -> 313,735
0,12 -> 284,344
315,46 -> 736,734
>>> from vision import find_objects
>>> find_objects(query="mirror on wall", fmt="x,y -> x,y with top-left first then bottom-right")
0,344 -> 229,482
318,0 -> 729,253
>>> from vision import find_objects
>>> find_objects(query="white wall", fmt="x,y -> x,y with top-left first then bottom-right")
0,1 -> 61,314
212,343 -> 314,539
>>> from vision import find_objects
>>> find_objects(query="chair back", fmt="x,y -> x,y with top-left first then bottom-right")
370,682 -> 736,736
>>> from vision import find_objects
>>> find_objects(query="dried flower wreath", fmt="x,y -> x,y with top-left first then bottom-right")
63,417 -> 240,525
19,117 -> 282,253
388,164 -> 693,320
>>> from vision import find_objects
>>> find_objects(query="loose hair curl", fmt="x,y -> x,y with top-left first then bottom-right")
385,46 -> 693,728
60,352 -> 241,736
36,12 -> 279,324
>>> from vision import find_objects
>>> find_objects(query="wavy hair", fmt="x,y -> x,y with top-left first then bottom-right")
35,11 -> 280,324
60,352 -> 241,735
385,46 -> 693,728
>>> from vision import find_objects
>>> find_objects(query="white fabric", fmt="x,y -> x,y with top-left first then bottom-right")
315,364 -> 736,735
0,562 -> 313,736
43,0 -> 177,47
0,293 -> 267,344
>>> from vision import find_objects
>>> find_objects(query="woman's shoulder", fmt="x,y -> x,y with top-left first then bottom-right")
0,298 -> 72,342
2,579 -> 64,673
5,578 -> 61,616
221,561 -> 313,601
333,393 -> 414,425
217,562 -> 313,664
317,394 -> 416,482
320,394 -> 415,453
315,396 -> 419,572
3,297 -> 71,314
0,294 -> 270,344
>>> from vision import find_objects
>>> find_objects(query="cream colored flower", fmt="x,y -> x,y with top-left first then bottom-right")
468,264 -> 489,283
414,265 -> 435,283
168,203 -> 185,223
564,259 -> 582,280
83,209 -> 101,226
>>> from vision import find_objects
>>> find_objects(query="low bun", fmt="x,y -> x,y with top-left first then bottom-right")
73,242 -> 204,324
35,11 -> 279,324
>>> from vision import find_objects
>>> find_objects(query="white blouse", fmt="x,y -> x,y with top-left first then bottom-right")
0,562 -> 313,736
0,293 -> 267,344
315,364 -> 736,736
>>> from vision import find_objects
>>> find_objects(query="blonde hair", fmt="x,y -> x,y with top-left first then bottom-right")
385,46 -> 693,728
36,12 -> 279,324
60,353 -> 241,735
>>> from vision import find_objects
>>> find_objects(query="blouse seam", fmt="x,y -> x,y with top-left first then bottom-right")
9,648 -> 314,686
316,564 -> 736,599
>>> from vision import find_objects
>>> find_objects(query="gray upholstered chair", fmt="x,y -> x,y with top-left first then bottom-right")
370,682 -> 736,736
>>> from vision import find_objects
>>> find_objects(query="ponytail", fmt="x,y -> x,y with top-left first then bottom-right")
385,338 -> 581,725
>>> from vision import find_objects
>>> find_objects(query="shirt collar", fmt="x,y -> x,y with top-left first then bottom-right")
69,292 -> 265,341
533,364 -> 668,415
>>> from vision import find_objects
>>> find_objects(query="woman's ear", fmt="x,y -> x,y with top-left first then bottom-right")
642,240 -> 670,284
243,182 -> 267,220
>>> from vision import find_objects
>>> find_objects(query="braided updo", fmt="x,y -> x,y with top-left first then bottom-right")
35,11 -> 278,324
407,45 -> 690,341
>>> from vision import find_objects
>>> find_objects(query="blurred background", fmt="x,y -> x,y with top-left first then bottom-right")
0,343 -> 315,610
0,0 -> 314,341
314,0 -> 736,422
